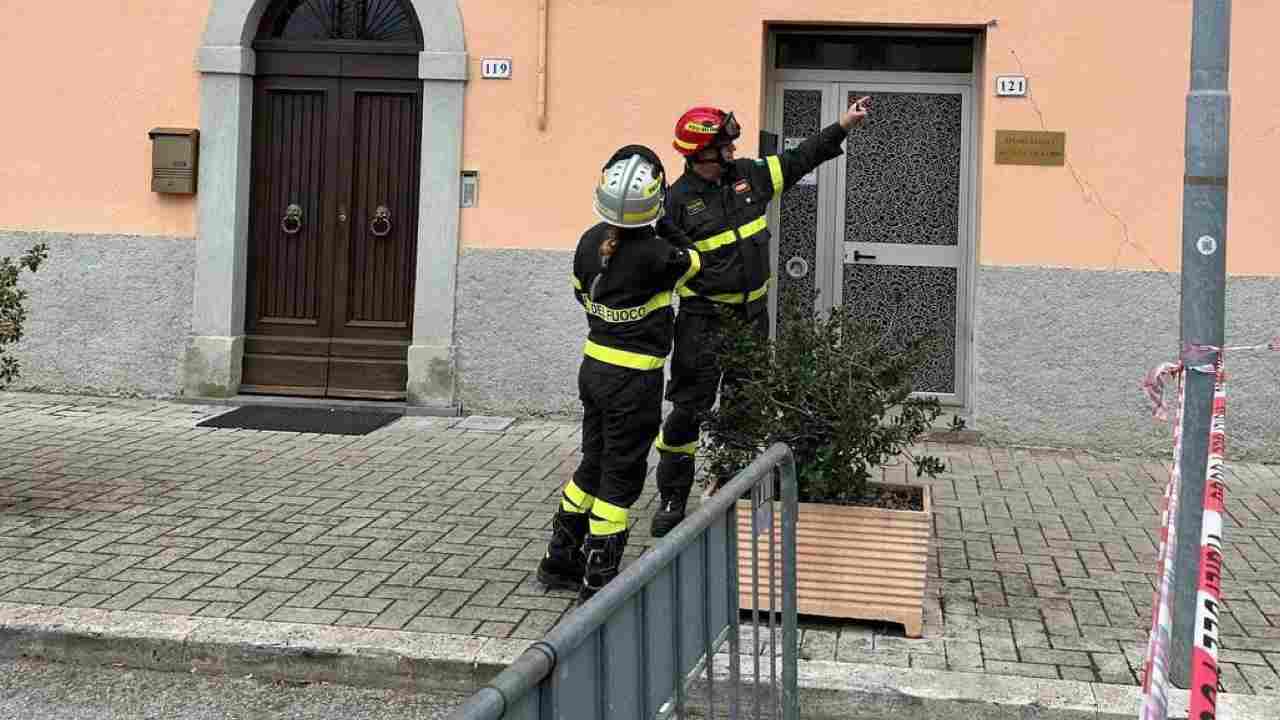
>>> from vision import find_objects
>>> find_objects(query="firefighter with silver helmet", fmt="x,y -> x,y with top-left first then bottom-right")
537,145 -> 701,603
650,97 -> 873,537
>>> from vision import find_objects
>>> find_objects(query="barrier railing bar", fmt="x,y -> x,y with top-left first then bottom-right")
781,456 -> 799,720
728,505 -> 741,720
751,481 -> 762,720
702,531 -> 716,720
595,628 -> 605,720
640,590 -> 651,720
769,466 -> 779,720
673,553 -> 686,719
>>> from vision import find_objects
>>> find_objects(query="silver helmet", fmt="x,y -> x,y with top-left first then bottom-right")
593,154 -> 665,228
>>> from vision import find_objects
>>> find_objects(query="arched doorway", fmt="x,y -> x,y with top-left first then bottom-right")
189,0 -> 465,408
241,0 -> 424,399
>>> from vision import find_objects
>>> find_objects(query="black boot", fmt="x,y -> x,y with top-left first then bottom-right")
578,530 -> 629,604
652,452 -> 694,538
649,491 -> 689,538
537,510 -> 588,591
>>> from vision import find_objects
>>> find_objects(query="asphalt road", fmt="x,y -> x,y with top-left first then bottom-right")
0,658 -> 467,719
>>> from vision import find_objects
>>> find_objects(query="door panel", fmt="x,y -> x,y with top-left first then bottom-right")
841,264 -> 959,395
329,79 -> 422,398
834,84 -> 969,400
243,76 -> 342,396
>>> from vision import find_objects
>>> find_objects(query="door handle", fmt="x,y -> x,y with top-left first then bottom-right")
853,250 -> 877,261
370,205 -> 392,237
281,204 -> 303,235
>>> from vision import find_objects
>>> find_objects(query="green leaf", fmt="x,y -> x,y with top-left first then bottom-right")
0,242 -> 50,389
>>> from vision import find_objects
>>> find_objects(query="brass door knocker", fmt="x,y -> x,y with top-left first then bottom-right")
281,204 -> 303,235
370,205 -> 392,237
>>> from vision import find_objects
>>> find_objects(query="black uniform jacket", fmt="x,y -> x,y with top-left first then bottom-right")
572,223 -> 701,370
664,122 -> 850,315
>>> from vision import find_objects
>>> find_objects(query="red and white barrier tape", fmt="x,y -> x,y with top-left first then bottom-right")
1139,341 -> 1251,720
1190,356 -> 1227,720
1138,369 -> 1186,720
1142,337 -> 1277,421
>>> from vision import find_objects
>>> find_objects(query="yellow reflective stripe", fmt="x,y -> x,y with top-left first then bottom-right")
739,216 -> 767,239
767,155 -> 784,194
745,277 -> 773,303
675,250 -> 701,291
561,479 -> 595,513
589,499 -> 628,536
571,274 -> 583,290
583,291 -> 672,324
679,276 -> 772,304
693,228 -> 735,253
654,431 -> 698,456
583,340 -> 666,371
623,205 -> 662,224
692,216 -> 767,253
674,136 -> 699,151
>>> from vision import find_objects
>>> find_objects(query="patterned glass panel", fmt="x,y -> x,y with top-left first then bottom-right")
261,0 -> 417,43
776,89 -> 823,312
844,91 -> 962,246
842,264 -> 957,394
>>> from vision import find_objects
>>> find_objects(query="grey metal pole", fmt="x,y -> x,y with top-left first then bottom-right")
1171,0 -> 1231,690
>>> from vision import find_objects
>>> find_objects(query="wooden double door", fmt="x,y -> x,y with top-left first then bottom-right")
243,70 -> 422,400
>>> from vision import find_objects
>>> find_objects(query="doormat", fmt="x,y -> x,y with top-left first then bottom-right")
197,406 -> 402,435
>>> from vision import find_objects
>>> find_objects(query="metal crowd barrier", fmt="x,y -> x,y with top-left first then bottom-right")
449,443 -> 799,720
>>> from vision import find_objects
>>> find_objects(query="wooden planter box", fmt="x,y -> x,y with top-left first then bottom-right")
736,481 -> 932,637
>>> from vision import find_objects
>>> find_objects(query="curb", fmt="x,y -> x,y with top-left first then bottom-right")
1,603 -> 1271,719
0,603 -> 521,694
760,660 -> 1270,719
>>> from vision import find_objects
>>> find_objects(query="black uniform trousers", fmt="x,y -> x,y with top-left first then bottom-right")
656,303 -> 770,497
572,356 -> 665,527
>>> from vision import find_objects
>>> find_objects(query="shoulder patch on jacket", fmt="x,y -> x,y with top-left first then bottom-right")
686,198 -> 706,215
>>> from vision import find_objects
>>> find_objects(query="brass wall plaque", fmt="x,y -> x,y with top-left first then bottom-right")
994,130 -> 1065,166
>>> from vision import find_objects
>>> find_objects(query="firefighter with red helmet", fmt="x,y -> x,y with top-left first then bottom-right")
650,97 -> 872,537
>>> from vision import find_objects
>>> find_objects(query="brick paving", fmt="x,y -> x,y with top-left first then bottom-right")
2,392 -> 1279,695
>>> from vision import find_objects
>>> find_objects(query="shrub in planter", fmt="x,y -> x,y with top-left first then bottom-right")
702,288 -> 947,635
703,288 -> 947,503
0,242 -> 49,390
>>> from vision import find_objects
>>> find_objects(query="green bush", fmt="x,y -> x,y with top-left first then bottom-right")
701,287 -> 946,506
0,243 -> 50,390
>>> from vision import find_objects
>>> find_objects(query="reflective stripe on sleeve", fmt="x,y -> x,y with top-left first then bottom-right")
767,155 -> 784,194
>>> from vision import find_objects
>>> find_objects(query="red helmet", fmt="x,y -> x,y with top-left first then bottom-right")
672,106 -> 741,157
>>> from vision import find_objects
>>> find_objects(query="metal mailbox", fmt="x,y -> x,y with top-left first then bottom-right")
148,128 -> 200,194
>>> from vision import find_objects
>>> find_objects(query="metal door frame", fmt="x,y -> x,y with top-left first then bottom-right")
765,30 -> 981,410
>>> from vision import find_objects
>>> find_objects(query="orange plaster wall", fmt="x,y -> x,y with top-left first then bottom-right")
0,2 -> 206,237
456,0 -> 1280,276
0,1 -> 1275,277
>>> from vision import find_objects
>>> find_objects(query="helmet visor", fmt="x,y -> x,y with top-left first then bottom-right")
713,111 -> 742,146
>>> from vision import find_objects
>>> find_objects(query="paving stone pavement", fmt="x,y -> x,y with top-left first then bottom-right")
2,392 -> 1279,696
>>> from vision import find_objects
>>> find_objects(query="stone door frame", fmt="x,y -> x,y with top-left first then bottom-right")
187,0 -> 466,408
